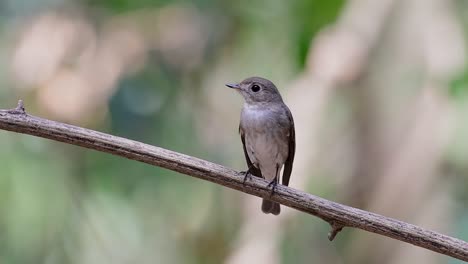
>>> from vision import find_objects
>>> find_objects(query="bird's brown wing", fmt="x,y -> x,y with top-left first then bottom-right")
239,125 -> 262,178
282,108 -> 295,186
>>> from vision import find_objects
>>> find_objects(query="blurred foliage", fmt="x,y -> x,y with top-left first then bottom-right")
293,0 -> 345,67
450,69 -> 468,98
1,0 -> 468,264
0,1 -> 347,263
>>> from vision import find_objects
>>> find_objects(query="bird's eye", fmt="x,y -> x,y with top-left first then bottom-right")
251,84 -> 260,92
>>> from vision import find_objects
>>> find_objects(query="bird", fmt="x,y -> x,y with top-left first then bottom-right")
226,77 -> 295,215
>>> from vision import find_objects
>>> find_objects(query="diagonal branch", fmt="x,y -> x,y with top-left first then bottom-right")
0,101 -> 467,261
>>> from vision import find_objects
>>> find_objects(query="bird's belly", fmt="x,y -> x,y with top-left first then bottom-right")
241,105 -> 290,180
245,132 -> 288,180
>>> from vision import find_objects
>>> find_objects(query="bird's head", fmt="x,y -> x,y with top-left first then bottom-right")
226,77 -> 284,105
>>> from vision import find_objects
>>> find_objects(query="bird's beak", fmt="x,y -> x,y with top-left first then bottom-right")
226,83 -> 240,89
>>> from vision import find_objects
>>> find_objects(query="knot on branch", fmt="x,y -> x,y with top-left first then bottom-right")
328,221 -> 345,241
7,100 -> 26,115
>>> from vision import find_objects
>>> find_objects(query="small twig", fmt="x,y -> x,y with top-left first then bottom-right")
7,100 -> 25,114
0,101 -> 467,261
328,222 -> 345,241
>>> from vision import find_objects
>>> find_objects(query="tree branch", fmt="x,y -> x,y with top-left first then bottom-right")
0,101 -> 467,261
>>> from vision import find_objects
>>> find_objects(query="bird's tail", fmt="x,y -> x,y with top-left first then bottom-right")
261,199 -> 280,215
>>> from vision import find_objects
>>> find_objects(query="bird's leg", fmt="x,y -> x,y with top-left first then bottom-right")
242,166 -> 254,185
266,179 -> 278,197
267,164 -> 280,197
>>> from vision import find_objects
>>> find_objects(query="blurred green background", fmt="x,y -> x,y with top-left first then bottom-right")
1,0 -> 468,263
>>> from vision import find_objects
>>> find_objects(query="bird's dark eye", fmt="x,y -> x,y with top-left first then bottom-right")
251,84 -> 260,92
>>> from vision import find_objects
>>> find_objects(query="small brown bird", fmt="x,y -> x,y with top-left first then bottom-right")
227,77 -> 295,215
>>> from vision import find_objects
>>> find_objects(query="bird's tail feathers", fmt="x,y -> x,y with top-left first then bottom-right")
262,199 -> 280,215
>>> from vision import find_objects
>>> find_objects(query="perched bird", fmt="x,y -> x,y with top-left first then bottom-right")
226,77 -> 295,215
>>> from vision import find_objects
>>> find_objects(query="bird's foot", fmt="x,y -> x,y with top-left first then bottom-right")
266,179 -> 278,197
241,167 -> 253,185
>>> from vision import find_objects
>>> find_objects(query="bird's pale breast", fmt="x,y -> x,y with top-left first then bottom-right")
240,104 -> 290,181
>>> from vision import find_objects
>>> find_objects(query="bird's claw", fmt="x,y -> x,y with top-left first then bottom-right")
242,170 -> 252,185
241,168 -> 253,185
266,179 -> 277,197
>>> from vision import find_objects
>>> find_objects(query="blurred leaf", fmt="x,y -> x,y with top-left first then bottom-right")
450,69 -> 468,98
293,0 -> 345,67
83,0 -> 168,12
